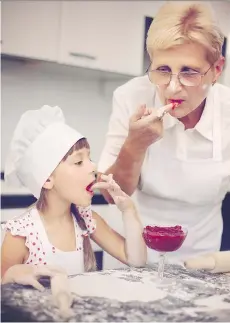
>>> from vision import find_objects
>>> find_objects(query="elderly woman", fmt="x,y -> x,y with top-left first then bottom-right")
98,1 -> 230,264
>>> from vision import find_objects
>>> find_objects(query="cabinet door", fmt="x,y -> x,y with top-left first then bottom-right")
58,1 -> 144,76
1,1 -> 61,62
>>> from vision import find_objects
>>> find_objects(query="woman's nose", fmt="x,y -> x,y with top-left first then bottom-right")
168,74 -> 182,92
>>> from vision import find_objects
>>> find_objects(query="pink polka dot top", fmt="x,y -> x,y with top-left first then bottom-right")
2,205 -> 96,275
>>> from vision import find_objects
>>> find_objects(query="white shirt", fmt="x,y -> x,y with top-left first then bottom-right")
98,75 -> 230,264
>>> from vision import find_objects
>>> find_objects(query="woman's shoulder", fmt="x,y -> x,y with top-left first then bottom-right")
213,83 -> 230,108
207,83 -> 230,127
215,82 -> 230,94
113,75 -> 157,107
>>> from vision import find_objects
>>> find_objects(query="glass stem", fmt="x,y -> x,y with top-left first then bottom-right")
158,253 -> 166,280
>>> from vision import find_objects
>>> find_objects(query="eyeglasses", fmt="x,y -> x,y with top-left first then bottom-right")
147,65 -> 212,87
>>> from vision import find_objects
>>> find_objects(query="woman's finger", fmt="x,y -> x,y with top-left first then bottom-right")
156,103 -> 174,119
141,103 -> 173,123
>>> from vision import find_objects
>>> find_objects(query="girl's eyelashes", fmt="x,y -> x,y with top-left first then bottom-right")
75,161 -> 83,166
74,157 -> 93,166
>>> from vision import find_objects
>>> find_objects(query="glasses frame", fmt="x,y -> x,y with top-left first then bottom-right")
146,64 -> 213,87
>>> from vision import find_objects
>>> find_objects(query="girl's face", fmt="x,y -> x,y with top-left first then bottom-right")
49,147 -> 96,207
149,42 -> 224,119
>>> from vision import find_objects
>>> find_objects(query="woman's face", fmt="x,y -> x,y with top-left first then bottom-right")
150,42 -> 224,119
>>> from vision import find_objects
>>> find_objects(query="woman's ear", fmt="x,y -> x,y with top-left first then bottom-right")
43,176 -> 54,190
213,56 -> 225,82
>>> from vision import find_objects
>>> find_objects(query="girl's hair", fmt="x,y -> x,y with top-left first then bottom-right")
36,138 -> 97,272
147,1 -> 224,64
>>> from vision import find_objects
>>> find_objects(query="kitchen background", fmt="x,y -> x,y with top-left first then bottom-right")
1,1 -> 230,270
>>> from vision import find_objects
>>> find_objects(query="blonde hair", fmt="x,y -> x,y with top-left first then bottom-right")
147,1 -> 224,64
36,138 -> 97,272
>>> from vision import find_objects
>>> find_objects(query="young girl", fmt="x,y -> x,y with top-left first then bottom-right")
1,105 -> 146,285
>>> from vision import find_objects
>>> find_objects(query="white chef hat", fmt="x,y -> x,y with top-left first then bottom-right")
5,105 -> 85,199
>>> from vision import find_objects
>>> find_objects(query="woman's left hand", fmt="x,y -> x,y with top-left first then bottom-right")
92,174 -> 135,213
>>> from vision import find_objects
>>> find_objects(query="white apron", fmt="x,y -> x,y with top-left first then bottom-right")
33,210 -> 84,276
135,88 -> 230,264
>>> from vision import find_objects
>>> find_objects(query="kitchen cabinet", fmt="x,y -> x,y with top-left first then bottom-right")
1,1 -> 61,62
1,1 -> 164,76
58,1 -> 144,76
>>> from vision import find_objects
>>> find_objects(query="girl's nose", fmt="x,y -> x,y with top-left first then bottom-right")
90,160 -> 97,173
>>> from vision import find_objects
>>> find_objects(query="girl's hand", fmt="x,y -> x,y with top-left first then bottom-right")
1,264 -> 66,291
92,174 -> 136,213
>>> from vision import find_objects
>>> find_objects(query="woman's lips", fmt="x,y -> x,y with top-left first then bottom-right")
168,99 -> 185,110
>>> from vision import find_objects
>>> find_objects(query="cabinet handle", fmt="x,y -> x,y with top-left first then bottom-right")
69,52 -> 96,60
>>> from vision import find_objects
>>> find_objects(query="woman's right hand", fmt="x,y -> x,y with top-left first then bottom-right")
126,103 -> 174,152
1,264 -> 66,291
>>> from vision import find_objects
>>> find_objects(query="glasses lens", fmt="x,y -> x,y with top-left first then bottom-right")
148,70 -> 171,85
179,72 -> 201,86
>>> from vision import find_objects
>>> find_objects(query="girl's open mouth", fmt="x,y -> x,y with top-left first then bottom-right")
86,181 -> 96,194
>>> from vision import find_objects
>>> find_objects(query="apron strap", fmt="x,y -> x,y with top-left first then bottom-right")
31,208 -> 52,251
32,208 -> 83,252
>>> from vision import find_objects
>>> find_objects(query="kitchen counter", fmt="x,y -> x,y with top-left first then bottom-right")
1,264 -> 230,322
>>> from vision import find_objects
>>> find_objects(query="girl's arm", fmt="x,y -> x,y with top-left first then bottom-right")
90,175 -> 147,267
1,233 -> 68,292
1,232 -> 28,278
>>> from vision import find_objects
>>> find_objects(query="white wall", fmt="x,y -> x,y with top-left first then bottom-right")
1,58 -> 131,170
208,1 -> 230,86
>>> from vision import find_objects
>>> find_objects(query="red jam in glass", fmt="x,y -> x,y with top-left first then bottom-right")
143,225 -> 187,252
